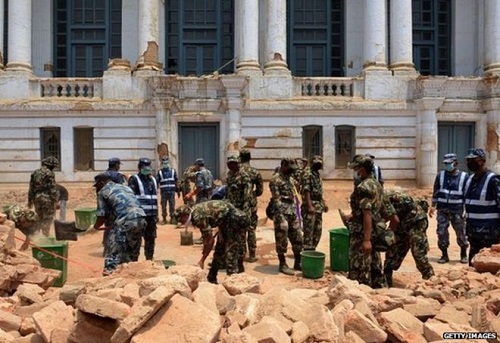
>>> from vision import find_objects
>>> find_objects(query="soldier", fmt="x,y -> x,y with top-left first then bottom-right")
463,148 -> 500,265
429,153 -> 469,264
353,154 -> 384,188
128,157 -> 158,261
344,154 -> 386,288
156,157 -> 180,224
93,172 -> 146,275
301,155 -> 328,251
180,163 -> 197,206
55,184 -> 69,221
269,158 -> 304,275
28,156 -> 60,236
383,190 -> 434,287
239,148 -> 263,262
3,204 -> 38,250
173,201 -> 250,284
184,158 -> 214,204
226,154 -> 252,271
106,157 -> 128,185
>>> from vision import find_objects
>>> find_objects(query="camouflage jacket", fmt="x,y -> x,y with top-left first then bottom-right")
195,168 -> 214,193
300,167 -> 326,212
384,190 -> 427,227
3,204 -> 38,236
269,171 -> 297,217
190,200 -> 235,235
96,182 -> 146,226
180,165 -> 197,193
28,166 -> 59,205
226,168 -> 253,213
349,176 -> 384,230
240,162 -> 264,209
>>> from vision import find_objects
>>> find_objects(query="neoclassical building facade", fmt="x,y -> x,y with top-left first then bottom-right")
0,0 -> 499,187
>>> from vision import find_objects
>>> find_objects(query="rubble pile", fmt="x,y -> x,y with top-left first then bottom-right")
1,220 -> 500,342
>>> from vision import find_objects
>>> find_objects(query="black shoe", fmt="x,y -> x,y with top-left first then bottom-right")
437,248 -> 449,264
293,262 -> 302,271
238,261 -> 245,273
384,269 -> 393,287
460,247 -> 468,264
279,263 -> 295,275
248,255 -> 258,263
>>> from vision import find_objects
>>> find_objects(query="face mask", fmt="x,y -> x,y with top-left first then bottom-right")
140,167 -> 152,176
312,162 -> 322,171
162,162 -> 170,169
467,161 -> 480,172
444,163 -> 454,172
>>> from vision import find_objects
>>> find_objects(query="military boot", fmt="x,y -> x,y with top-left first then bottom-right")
384,268 -> 393,288
437,248 -> 449,264
248,250 -> 258,263
207,263 -> 218,284
460,247 -> 468,264
278,254 -> 294,275
238,259 -> 245,273
293,251 -> 302,271
162,216 -> 167,225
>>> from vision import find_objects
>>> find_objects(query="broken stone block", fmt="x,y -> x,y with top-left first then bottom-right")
332,299 -> 354,340
19,317 -> 36,336
165,265 -> 206,291
139,274 -> 192,299
51,328 -> 70,343
216,284 -> 236,315
0,328 -> 14,343
344,309 -> 387,343
0,309 -> 22,332
379,308 -> 425,343
12,333 -> 44,343
243,319 -> 291,343
403,297 -> 442,321
472,247 -> 500,274
120,283 -> 141,307
226,310 -> 249,329
222,273 -> 261,296
131,294 -> 221,343
14,284 -> 44,304
234,294 -> 259,325
93,288 -> 124,302
434,304 -> 471,326
192,282 -> 218,314
59,282 -> 86,305
32,300 -> 74,343
290,320 -> 312,343
221,331 -> 258,343
76,294 -> 130,320
343,330 -> 366,343
471,303 -> 495,332
68,310 -> 119,343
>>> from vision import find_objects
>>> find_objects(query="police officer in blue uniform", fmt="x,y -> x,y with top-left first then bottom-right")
156,157 -> 179,224
106,157 -> 128,185
128,157 -> 158,260
463,148 -> 500,265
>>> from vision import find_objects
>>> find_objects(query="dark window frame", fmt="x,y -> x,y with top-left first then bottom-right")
40,127 -> 61,171
335,125 -> 355,169
74,127 -> 95,171
302,125 -> 323,161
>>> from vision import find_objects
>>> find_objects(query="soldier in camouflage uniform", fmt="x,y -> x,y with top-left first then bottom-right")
180,164 -> 197,207
269,158 -> 304,275
184,158 -> 214,204
28,156 -> 60,236
344,154 -> 386,288
173,201 -> 250,284
226,154 -> 253,271
383,190 -> 435,287
301,156 -> 328,251
93,172 -> 146,276
239,148 -> 263,263
3,204 -> 38,250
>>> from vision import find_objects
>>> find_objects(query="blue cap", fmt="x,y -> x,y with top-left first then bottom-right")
465,148 -> 486,159
195,158 -> 205,166
442,153 -> 457,163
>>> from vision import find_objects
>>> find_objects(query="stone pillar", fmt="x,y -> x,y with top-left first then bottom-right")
220,75 -> 248,153
137,0 -> 160,71
153,98 -> 173,166
415,98 -> 444,187
484,0 -> 500,75
235,0 -> 261,75
6,0 -> 32,71
263,0 -> 289,75
484,98 -> 500,173
363,0 -> 387,71
0,0 -> 4,70
389,0 -> 415,74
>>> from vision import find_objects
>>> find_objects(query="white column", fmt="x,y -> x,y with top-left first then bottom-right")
389,0 -> 415,73
221,76 -> 247,153
484,0 -> 500,75
264,0 -> 289,74
0,0 -> 4,69
363,0 -> 387,70
6,0 -> 32,71
137,0 -> 159,69
235,0 -> 261,75
484,99 -> 500,173
415,98 -> 444,187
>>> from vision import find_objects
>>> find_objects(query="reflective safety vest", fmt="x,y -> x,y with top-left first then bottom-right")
132,174 -> 158,216
464,171 -> 500,229
433,170 -> 467,212
158,168 -> 176,192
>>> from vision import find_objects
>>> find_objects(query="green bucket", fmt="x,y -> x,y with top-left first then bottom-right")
329,228 -> 349,272
32,237 -> 68,287
74,208 -> 97,230
301,251 -> 325,279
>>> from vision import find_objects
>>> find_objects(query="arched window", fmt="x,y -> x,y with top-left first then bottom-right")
303,125 -> 323,160
41,127 -> 61,170
335,125 -> 355,169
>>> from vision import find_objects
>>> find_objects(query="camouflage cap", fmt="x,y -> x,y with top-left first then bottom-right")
348,154 -> 373,169
311,155 -> 323,164
227,155 -> 239,163
22,209 -> 38,222
172,205 -> 192,221
42,156 -> 59,167
442,153 -> 457,163
465,148 -> 486,160
281,157 -> 298,170
239,148 -> 251,156
93,171 -> 112,187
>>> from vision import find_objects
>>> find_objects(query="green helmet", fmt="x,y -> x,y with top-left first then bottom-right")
42,156 -> 59,167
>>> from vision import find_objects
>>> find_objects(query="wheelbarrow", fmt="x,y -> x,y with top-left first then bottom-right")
54,220 -> 87,241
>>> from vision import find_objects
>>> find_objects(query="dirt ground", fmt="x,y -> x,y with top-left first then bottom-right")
1,180 -> 466,291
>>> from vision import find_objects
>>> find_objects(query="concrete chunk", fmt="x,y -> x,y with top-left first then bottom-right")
75,294 -> 130,320
344,309 -> 387,343
222,273 -> 261,296
243,320 -> 291,343
69,310 -> 119,343
32,300 -> 74,343
0,309 -> 22,332
379,308 -> 425,343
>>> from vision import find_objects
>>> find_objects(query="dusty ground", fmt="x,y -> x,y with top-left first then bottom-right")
1,180 -> 466,291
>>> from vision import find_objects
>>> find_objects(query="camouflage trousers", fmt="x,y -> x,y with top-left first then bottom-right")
245,210 -> 258,255
34,198 -> 56,236
436,210 -> 468,250
273,213 -> 303,255
212,221 -> 244,275
348,231 -> 386,288
104,218 -> 146,275
384,219 -> 434,279
301,208 -> 323,250
160,191 -> 176,220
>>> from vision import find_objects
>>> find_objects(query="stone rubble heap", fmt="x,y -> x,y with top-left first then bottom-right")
1,219 -> 500,343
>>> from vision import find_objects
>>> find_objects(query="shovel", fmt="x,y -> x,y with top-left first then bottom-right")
180,226 -> 193,246
54,219 -> 87,241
